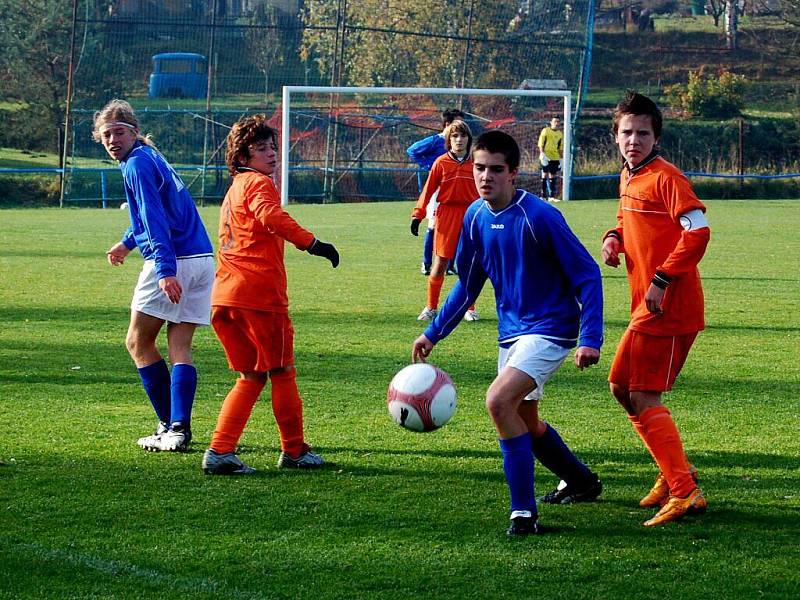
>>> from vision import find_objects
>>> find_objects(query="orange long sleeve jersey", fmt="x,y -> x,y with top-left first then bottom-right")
212,170 -> 315,312
411,153 -> 478,221
607,155 -> 710,336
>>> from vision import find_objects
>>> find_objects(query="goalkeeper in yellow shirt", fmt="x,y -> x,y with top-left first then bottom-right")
538,116 -> 564,202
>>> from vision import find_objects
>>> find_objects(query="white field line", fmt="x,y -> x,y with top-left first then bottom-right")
12,542 -> 273,600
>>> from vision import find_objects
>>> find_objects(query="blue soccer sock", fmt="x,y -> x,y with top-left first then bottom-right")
170,363 -> 197,429
422,227 -> 434,268
499,432 -> 536,515
137,359 -> 171,423
531,423 -> 594,486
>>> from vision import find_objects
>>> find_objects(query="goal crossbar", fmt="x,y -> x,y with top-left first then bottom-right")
280,85 -> 573,204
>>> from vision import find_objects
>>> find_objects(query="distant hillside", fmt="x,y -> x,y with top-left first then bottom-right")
590,25 -> 800,104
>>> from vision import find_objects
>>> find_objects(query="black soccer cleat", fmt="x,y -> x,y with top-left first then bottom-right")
506,515 -> 540,537
539,475 -> 602,505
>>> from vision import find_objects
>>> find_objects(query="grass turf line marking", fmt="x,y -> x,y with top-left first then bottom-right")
11,542 -> 271,600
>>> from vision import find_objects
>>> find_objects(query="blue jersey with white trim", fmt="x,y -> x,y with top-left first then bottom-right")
119,142 -> 213,279
424,190 -> 604,349
406,133 -> 446,170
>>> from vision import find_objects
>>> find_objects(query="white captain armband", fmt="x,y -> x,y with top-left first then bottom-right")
679,209 -> 708,231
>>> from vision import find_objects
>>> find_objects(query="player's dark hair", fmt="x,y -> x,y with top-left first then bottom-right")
226,114 -> 277,177
613,91 -> 662,138
442,108 -> 465,128
472,130 -> 520,172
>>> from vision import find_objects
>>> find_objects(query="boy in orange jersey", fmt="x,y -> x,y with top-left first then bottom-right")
602,92 -> 710,526
410,119 -> 479,322
202,115 -> 339,475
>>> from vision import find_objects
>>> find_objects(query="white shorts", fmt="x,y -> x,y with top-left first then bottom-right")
426,191 -> 439,225
497,335 -> 571,401
131,255 -> 215,325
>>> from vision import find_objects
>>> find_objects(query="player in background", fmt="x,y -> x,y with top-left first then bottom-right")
412,130 -> 604,536
602,92 -> 709,526
407,108 -> 464,276
97,99 -> 214,454
202,115 -> 339,475
411,120 -> 479,322
537,116 -> 563,202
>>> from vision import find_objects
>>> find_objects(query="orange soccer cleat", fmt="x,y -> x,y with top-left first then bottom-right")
639,465 -> 699,508
643,487 -> 707,527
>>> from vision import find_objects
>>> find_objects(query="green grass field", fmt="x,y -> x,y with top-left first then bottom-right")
1,200 -> 798,599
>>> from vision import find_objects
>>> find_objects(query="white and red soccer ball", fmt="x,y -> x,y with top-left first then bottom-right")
387,363 -> 457,432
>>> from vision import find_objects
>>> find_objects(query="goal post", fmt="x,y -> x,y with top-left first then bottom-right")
280,85 -> 573,206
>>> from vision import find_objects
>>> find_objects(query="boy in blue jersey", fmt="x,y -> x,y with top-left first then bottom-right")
95,99 -> 215,453
407,108 -> 464,276
412,130 -> 604,536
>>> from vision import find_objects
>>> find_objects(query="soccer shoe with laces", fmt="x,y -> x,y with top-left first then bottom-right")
640,465 -> 699,508
539,474 -> 602,505
417,307 -> 437,321
277,446 -> 325,469
202,449 -> 256,475
507,512 -> 540,537
463,309 -> 480,322
643,487 -> 707,527
137,421 -> 168,452
158,424 -> 192,452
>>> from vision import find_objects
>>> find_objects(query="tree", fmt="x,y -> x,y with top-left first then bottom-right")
706,0 -> 728,27
778,0 -> 800,27
664,69 -> 747,118
243,3 -> 286,103
0,0 -> 71,156
299,1 -> 532,90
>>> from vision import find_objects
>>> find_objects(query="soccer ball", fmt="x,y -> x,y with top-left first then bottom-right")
120,202 -> 129,210
387,363 -> 456,432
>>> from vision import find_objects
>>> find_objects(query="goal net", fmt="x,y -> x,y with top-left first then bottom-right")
280,86 -> 573,205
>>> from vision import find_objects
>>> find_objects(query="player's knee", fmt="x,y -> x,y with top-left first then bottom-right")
167,347 -> 193,365
485,391 -> 512,424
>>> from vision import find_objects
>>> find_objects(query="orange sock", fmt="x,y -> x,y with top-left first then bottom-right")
210,378 -> 265,454
639,406 -> 694,498
269,369 -> 306,458
427,275 -> 445,310
628,413 -> 658,462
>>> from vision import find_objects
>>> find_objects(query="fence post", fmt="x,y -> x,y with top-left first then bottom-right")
101,171 -> 108,209
738,117 -> 744,192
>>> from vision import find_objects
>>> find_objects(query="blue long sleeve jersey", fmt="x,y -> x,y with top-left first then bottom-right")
119,142 -> 213,279
406,133 -> 446,170
424,190 -> 604,350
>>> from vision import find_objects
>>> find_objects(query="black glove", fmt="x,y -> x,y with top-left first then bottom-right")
410,218 -> 421,237
307,238 -> 339,268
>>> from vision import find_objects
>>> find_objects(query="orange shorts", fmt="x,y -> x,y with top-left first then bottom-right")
211,306 -> 294,373
434,204 -> 469,259
608,328 -> 698,393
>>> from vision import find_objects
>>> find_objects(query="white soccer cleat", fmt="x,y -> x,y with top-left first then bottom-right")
277,448 -> 325,469
202,449 -> 256,475
158,425 -> 192,452
463,309 -> 480,322
137,421 -> 168,452
417,307 -> 437,321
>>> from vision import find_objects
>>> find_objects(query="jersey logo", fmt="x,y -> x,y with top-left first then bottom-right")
491,223 -> 505,230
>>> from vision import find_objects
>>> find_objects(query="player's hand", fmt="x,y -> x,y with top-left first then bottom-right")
601,237 -> 621,268
159,276 -> 183,304
412,335 -> 434,363
645,283 -> 665,315
574,346 -> 600,370
410,218 -> 421,237
307,238 -> 340,268
106,242 -> 130,266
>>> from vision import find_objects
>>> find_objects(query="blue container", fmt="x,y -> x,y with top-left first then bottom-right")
148,53 -> 208,99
